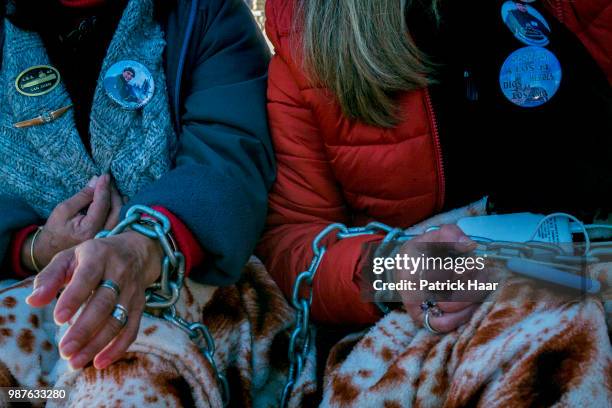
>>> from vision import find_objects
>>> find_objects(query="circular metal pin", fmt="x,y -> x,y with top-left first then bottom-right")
103,60 -> 155,110
501,1 -> 551,46
499,46 -> 562,108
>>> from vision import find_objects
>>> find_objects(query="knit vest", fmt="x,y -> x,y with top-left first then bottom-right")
0,0 -> 176,217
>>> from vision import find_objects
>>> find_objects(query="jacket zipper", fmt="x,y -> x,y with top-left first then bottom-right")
551,0 -> 564,23
173,0 -> 199,129
424,87 -> 445,212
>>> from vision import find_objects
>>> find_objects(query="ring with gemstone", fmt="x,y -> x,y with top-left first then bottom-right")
420,299 -> 443,317
111,304 -> 128,327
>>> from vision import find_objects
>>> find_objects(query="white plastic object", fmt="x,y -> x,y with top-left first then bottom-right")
457,213 -> 573,243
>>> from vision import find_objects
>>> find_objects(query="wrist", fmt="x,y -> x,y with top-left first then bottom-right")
20,227 -> 47,272
21,232 -> 36,271
121,230 -> 164,285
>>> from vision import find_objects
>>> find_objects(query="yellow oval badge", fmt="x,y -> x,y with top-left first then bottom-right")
15,65 -> 61,97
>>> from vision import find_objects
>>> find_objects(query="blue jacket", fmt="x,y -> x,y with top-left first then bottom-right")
0,0 -> 275,286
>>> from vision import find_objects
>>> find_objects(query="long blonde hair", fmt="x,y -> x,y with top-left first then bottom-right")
297,0 -> 438,127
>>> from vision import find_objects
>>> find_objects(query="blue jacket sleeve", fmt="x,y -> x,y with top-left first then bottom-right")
123,0 -> 275,286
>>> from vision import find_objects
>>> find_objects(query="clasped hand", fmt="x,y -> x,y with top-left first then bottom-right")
25,175 -> 162,369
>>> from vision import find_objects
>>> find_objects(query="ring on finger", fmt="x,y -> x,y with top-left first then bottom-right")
99,279 -> 121,298
423,309 -> 442,335
111,304 -> 128,328
420,299 -> 443,317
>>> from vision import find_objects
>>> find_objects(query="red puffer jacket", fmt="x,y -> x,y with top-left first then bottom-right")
553,0 -> 612,83
256,0 -> 612,326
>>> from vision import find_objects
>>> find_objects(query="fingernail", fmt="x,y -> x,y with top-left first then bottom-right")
26,287 -> 42,304
87,176 -> 99,188
61,341 -> 79,358
95,358 -> 109,369
30,286 -> 42,297
55,309 -> 70,324
69,354 -> 86,369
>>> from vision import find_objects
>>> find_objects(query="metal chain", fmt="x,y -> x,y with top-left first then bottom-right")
96,205 -> 230,406
281,222 -> 406,407
280,221 -> 612,407
157,301 -> 231,404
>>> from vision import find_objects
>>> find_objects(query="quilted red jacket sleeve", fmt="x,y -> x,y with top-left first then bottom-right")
256,2 -> 381,326
257,0 -> 611,327
548,0 -> 612,83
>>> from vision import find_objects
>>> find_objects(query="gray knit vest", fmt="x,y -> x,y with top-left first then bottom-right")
0,0 -> 176,217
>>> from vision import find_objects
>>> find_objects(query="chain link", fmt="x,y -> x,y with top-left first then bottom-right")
281,222 -> 412,407
280,221 -> 612,407
159,304 -> 231,404
96,205 -> 230,407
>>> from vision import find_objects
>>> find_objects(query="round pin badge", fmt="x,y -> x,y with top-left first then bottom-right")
501,1 -> 551,46
15,65 -> 61,97
499,46 -> 562,108
103,60 -> 154,110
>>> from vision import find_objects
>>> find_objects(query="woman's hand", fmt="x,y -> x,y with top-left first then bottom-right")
26,231 -> 163,370
21,174 -> 123,271
399,225 -> 480,334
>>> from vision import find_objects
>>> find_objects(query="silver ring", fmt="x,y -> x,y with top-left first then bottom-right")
111,304 -> 128,327
420,300 -> 443,317
423,309 -> 441,335
99,280 -> 120,298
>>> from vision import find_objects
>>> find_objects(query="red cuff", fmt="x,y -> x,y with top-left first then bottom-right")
151,207 -> 206,277
9,225 -> 39,279
58,0 -> 108,8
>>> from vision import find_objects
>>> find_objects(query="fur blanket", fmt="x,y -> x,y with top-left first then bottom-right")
321,282 -> 611,407
0,258 -> 315,407
320,199 -> 612,407
0,199 -> 609,407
